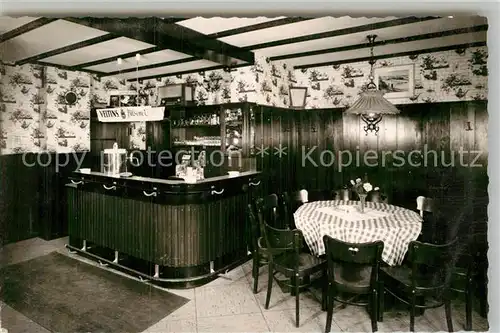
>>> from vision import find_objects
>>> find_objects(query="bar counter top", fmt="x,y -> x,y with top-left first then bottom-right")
68,170 -> 262,204
71,170 -> 260,185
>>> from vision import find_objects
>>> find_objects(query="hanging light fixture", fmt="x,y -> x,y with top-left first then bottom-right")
345,35 -> 399,135
289,86 -> 308,109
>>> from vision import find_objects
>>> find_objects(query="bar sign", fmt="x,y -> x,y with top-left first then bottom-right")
96,106 -> 164,122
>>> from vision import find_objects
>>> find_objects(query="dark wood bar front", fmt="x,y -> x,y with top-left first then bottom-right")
65,170 -> 262,288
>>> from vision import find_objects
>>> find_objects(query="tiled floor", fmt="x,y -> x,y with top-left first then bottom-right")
0,237 -> 490,333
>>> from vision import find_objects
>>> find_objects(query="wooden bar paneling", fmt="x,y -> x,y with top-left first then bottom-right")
66,171 -> 258,279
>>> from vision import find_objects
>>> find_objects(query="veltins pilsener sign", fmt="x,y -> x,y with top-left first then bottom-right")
96,106 -> 164,122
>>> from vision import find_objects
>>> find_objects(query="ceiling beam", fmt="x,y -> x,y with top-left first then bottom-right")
294,41 -> 486,70
243,16 -> 441,51
270,25 -> 488,61
206,17 -> 313,39
15,34 -> 118,66
65,17 -> 254,66
68,46 -> 159,70
0,18 -> 57,43
128,62 -> 249,82
101,57 -> 198,77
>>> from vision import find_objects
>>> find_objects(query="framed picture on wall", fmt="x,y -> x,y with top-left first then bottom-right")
108,90 -> 149,107
374,64 -> 414,99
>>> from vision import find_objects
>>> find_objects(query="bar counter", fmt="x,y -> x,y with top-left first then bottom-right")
65,170 -> 262,288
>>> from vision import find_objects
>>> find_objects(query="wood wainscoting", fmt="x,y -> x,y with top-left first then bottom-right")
0,152 -> 91,245
254,100 -> 488,235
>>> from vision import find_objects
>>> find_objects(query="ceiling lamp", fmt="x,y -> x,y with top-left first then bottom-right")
345,35 -> 399,135
289,86 -> 308,109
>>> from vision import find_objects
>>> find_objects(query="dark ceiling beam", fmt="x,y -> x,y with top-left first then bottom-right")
69,46 -> 159,70
270,24 -> 488,61
243,16 -> 441,51
206,17 -> 313,39
101,57 -> 198,77
0,18 -> 57,43
15,34 -> 118,66
129,62 -> 249,82
64,17 -> 254,66
294,41 -> 487,70
154,17 -> 254,64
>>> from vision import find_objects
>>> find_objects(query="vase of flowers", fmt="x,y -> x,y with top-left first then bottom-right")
350,178 -> 379,213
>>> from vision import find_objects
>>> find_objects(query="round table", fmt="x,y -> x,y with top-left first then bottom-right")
293,200 -> 423,266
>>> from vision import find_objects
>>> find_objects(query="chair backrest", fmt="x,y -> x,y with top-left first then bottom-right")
281,190 -> 308,229
282,190 -> 308,208
469,232 -> 488,262
263,222 -> 303,269
416,196 -> 434,216
256,193 -> 280,226
323,235 -> 384,287
407,238 -> 458,292
416,196 -> 441,243
307,189 -> 334,202
282,189 -> 333,227
367,190 -> 388,204
333,188 -> 352,201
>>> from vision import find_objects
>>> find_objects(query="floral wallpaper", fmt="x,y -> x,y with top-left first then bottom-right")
0,64 -> 91,155
89,75 -> 147,150
45,67 -> 91,153
294,46 -> 488,109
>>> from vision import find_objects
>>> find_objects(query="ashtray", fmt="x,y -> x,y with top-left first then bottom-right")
119,172 -> 133,177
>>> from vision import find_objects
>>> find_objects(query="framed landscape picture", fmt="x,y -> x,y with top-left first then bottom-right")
108,90 -> 149,108
374,64 -> 414,99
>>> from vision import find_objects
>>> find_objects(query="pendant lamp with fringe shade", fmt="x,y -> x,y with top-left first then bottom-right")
345,35 -> 399,135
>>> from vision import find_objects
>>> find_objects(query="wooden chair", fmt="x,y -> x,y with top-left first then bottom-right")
451,232 -> 488,331
256,193 -> 288,229
333,188 -> 352,201
307,189 -> 335,202
416,196 -> 439,243
247,204 -> 270,294
322,236 -> 384,333
281,190 -> 308,229
379,238 -> 458,332
282,189 -> 334,229
416,196 -> 434,216
261,222 -> 327,327
367,191 -> 388,204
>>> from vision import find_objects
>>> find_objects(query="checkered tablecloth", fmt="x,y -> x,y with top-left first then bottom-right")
294,200 -> 423,266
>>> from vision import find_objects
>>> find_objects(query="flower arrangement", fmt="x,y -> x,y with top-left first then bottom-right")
350,178 -> 379,196
350,177 -> 380,213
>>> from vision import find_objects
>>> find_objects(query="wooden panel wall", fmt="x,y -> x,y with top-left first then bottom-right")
0,153 -> 90,245
255,101 -> 488,234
